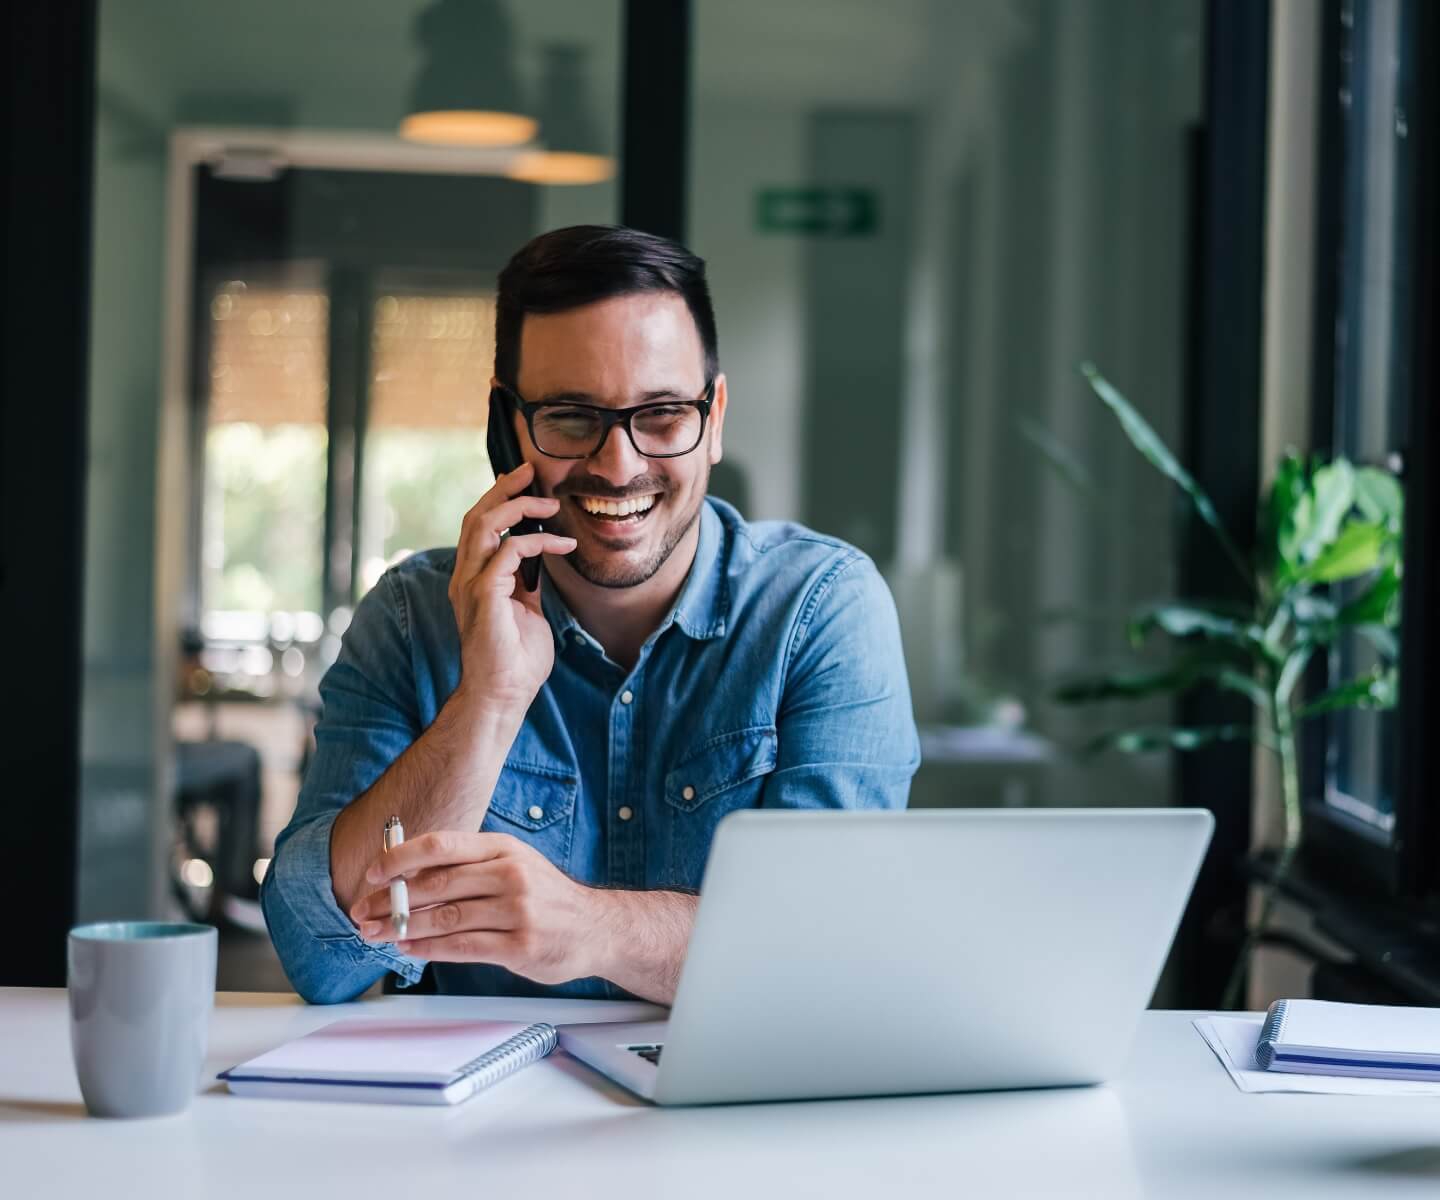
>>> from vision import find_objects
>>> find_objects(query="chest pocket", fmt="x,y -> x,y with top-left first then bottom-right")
663,725 -> 777,887
483,760 -> 579,870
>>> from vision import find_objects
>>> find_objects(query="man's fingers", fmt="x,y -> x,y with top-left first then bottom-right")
358,896 -> 516,945
363,829 -> 513,887
478,532 -> 577,588
351,858 -> 518,923
453,464 -> 541,579
457,495 -> 560,572
481,462 -> 536,510
493,494 -> 562,532
395,930 -> 515,965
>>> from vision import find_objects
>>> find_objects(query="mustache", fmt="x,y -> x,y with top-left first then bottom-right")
553,475 -> 671,501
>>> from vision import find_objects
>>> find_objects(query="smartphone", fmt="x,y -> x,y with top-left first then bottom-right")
486,386 -> 543,592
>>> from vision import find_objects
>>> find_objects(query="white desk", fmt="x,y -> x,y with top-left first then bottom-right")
4,988 -> 1440,1199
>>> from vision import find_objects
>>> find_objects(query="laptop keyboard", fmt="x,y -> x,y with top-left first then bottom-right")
628,1043 -> 664,1066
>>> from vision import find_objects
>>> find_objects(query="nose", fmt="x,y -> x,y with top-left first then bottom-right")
585,422 -> 648,487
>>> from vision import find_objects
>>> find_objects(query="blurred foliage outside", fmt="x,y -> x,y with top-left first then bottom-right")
202,422 -> 495,617
204,423 -> 326,614
358,429 -> 492,596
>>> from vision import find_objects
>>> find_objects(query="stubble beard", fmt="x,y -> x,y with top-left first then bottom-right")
552,467 -> 710,590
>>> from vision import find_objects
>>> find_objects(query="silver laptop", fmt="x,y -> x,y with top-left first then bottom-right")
560,807 -> 1212,1105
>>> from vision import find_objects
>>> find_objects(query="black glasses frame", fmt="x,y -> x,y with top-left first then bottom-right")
494,379 -> 716,460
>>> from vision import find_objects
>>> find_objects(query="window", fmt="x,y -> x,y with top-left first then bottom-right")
357,290 -> 496,596
203,281 -> 329,621
1305,0 -> 1424,889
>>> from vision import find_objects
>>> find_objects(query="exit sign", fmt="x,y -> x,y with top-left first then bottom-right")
755,187 -> 878,236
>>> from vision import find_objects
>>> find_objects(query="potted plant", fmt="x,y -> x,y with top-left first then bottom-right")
1055,364 -> 1404,1010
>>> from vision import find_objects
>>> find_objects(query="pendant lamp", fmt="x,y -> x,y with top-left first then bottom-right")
507,44 -> 615,185
401,0 -> 536,147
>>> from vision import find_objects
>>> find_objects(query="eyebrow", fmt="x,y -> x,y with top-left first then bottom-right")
536,388 -> 692,406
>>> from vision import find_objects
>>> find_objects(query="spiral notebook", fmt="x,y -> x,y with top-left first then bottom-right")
1255,999 -> 1440,1081
218,1018 -> 557,1106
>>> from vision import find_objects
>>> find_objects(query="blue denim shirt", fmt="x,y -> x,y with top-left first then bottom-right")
261,498 -> 919,1003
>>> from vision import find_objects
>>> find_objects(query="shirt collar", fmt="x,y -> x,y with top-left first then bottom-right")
669,499 -> 729,641
541,498 -> 729,648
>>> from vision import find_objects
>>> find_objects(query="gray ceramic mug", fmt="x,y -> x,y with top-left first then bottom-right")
67,922 -> 218,1118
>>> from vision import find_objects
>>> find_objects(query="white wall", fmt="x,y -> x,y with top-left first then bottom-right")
688,106 -> 809,523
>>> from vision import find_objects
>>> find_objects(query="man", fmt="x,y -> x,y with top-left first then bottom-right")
262,225 -> 919,1005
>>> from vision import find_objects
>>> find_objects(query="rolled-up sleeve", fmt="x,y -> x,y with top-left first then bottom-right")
760,553 -> 920,811
260,571 -> 427,1003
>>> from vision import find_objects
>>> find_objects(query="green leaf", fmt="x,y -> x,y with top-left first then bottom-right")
1127,603 -> 1266,655
1289,593 -> 1339,623
1056,666 -> 1196,704
1297,667 -> 1399,718
1212,667 -> 1272,709
1081,363 -> 1253,590
1278,593 -> 1340,650
1296,459 -> 1355,565
1354,467 -> 1404,532
1354,622 -> 1400,660
1337,564 -> 1402,627
1085,724 -> 1260,756
1296,520 -> 1386,583
1268,452 -> 1309,574
1016,416 -> 1098,499
1056,657 -> 1267,709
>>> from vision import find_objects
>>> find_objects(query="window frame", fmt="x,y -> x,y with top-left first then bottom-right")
1301,0 -> 1438,906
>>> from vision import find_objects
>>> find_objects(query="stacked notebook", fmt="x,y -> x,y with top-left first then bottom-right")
1255,999 -> 1440,1082
219,1018 -> 558,1105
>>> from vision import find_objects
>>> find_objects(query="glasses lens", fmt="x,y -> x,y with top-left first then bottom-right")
630,404 -> 703,456
533,406 -> 606,456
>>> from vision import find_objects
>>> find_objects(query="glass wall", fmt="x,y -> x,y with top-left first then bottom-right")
689,0 -> 1205,811
85,0 -> 622,985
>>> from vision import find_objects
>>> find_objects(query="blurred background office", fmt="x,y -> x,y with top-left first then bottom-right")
6,0 -> 1435,1009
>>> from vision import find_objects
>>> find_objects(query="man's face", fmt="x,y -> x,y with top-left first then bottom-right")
508,291 -> 725,589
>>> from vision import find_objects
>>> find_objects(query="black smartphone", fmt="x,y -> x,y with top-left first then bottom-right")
486,386 -> 543,592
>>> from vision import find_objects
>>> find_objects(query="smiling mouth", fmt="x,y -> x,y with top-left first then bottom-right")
570,494 -> 660,526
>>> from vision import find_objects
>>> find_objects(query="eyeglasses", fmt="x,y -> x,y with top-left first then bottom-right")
495,380 -> 716,460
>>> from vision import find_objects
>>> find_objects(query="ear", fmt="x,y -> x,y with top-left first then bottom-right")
707,373 -> 727,465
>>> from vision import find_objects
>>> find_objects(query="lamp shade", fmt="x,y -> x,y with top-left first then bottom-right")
507,43 -> 614,185
401,0 -> 537,147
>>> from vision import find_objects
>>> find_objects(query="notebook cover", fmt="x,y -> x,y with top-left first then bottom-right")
218,1018 -> 540,1086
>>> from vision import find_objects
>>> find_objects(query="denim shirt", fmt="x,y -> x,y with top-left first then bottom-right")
261,498 -> 919,1003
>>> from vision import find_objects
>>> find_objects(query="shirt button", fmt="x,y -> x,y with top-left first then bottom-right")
682,785 -> 696,801
620,689 -> 634,705
618,806 -> 634,822
527,805 -> 544,821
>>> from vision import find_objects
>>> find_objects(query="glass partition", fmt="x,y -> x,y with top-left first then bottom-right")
689,0 -> 1206,812
86,0 -> 623,986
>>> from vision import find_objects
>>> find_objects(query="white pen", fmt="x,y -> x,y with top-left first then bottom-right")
383,815 -> 409,941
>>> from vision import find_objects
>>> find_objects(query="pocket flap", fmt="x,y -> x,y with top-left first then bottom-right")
488,760 -> 578,831
664,726 -> 777,812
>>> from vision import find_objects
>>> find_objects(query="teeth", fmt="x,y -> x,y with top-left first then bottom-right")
577,495 -> 657,517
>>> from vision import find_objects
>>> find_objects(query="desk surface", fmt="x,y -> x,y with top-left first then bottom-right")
4,988 -> 1440,1199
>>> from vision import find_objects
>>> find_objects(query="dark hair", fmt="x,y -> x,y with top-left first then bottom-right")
494,225 -> 719,389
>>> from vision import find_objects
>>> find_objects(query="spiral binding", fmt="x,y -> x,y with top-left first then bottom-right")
451,1022 -> 558,1093
1254,999 -> 1288,1070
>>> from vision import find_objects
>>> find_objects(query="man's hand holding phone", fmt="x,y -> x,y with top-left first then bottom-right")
327,464 -> 573,915
448,462 -> 576,722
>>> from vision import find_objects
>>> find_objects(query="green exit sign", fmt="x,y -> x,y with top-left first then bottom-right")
755,187 -> 878,236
